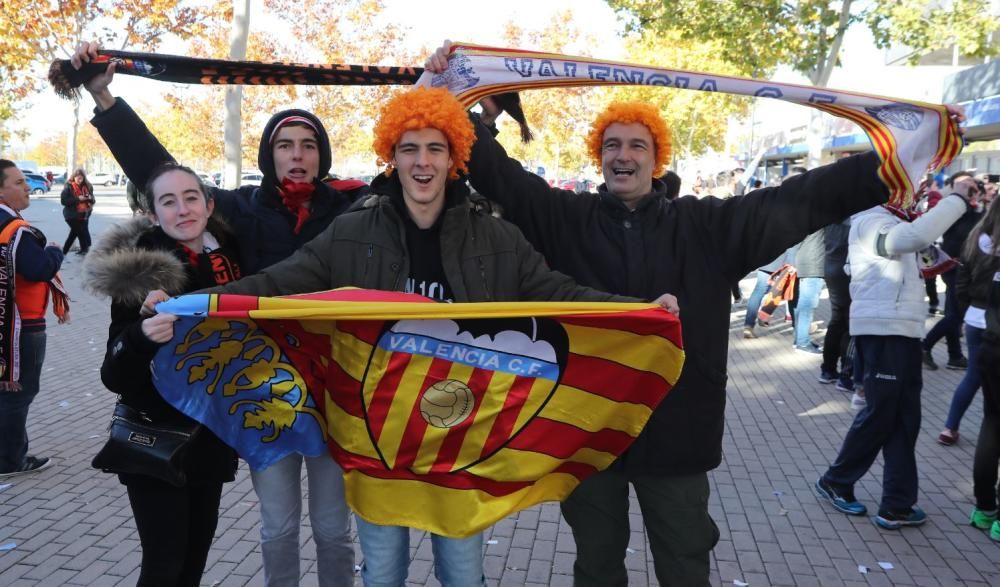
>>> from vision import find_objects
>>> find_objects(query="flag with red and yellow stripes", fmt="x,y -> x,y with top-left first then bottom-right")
152,289 -> 683,537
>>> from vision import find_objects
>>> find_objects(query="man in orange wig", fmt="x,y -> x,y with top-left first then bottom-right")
426,41 -> 964,586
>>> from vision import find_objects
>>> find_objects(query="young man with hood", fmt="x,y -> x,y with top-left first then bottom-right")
144,86 -> 678,586
815,176 -> 978,529
426,42 -> 965,586
71,43 -> 355,586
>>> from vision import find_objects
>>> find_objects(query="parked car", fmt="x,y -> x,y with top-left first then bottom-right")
23,173 -> 49,194
25,172 -> 52,188
558,178 -> 597,193
90,172 -> 117,186
240,172 -> 263,187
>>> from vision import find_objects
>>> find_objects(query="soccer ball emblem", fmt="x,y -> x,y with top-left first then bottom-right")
420,379 -> 474,428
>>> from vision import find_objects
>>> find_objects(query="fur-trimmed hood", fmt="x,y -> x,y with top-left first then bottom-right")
82,217 -> 188,306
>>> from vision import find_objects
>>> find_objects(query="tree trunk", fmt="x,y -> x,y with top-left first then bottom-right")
224,0 -> 250,189
66,97 -> 80,173
806,0 -> 854,169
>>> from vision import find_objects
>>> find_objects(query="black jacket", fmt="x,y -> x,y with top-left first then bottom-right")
941,207 -> 981,258
956,244 -> 1000,318
209,172 -> 634,306
468,117 -> 889,476
824,220 -> 851,280
90,98 -> 351,274
86,218 -> 242,484
60,182 -> 94,221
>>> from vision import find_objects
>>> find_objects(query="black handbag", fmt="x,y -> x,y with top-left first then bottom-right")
91,402 -> 200,487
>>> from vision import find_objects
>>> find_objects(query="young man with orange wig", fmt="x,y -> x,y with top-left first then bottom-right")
426,41 -> 964,586
178,86 -> 677,585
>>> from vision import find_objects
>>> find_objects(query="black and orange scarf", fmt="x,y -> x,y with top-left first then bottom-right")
0,216 -> 69,391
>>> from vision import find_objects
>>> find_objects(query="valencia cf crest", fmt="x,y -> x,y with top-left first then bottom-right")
431,54 -> 480,92
864,104 -> 923,131
359,317 -> 569,474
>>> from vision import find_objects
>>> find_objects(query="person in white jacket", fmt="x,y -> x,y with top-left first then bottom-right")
815,175 -> 977,529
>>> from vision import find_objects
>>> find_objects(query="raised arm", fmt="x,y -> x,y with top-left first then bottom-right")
699,152 -> 892,283
200,216 -> 339,297
72,42 -> 175,189
425,42 -> 582,252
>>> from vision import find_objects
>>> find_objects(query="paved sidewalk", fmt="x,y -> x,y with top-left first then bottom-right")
2,192 -> 1000,585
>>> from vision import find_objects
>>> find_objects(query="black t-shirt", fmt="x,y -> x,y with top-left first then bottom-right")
401,211 -> 453,302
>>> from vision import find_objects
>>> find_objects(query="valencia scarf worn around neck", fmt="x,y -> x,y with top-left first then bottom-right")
70,181 -> 94,215
0,216 -> 69,391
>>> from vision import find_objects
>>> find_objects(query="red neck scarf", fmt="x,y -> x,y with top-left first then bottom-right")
178,244 -> 201,267
279,178 -> 315,234
70,181 -> 88,197
883,204 -> 920,222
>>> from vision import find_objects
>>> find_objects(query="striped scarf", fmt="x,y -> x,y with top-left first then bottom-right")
51,44 -> 963,208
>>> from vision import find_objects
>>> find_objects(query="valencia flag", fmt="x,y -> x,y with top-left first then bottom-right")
152,289 -> 683,537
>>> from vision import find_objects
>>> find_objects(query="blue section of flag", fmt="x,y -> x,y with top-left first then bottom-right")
157,294 -> 211,317
377,332 -> 560,380
151,316 -> 328,471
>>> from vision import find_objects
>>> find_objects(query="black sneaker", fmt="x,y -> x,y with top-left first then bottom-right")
874,506 -> 927,529
0,456 -> 52,478
818,370 -> 839,384
946,357 -> 968,370
835,376 -> 855,392
921,349 -> 939,370
815,477 -> 867,515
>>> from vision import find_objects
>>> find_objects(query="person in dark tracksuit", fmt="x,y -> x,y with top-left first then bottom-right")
816,177 -> 977,529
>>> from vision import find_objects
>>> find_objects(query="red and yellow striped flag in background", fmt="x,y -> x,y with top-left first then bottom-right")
153,289 -> 683,537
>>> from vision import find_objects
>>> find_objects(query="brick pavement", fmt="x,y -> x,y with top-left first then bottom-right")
2,190 -> 1000,585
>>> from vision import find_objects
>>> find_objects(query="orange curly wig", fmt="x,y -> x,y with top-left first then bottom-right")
373,87 -> 475,180
587,102 -> 672,174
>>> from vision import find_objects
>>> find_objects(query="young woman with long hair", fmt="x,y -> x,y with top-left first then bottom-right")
85,163 -> 242,585
60,168 -> 95,254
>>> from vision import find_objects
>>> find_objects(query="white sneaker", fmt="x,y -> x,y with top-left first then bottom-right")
851,393 -> 867,409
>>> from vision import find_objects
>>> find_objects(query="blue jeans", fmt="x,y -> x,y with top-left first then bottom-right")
356,517 -> 486,587
0,330 -> 46,473
944,324 -> 984,431
250,452 -> 354,587
792,277 -> 823,347
824,336 -> 922,511
743,271 -> 771,328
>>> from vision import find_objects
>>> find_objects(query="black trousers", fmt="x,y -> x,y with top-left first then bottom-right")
62,217 -> 92,254
822,272 -> 852,376
974,339 -> 1000,511
561,469 -> 719,586
824,336 -> 922,512
925,276 -> 940,308
124,476 -> 224,587
923,269 -> 963,360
